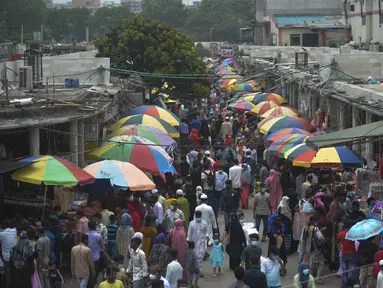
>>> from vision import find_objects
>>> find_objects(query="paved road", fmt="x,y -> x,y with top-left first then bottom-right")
62,197 -> 342,288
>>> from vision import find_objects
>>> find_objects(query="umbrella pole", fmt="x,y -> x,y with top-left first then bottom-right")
42,185 -> 47,220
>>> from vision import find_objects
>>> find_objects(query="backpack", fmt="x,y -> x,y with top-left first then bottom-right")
204,171 -> 214,187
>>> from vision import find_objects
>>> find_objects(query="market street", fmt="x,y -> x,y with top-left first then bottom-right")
62,197 -> 342,288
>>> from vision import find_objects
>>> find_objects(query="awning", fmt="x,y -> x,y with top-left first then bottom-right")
307,120 -> 383,149
0,159 -> 30,175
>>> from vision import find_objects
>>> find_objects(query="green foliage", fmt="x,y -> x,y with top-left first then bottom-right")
195,43 -> 211,58
142,0 -> 188,28
95,15 -> 209,97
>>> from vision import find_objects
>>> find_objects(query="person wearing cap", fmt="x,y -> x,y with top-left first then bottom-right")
152,189 -> 164,225
196,186 -> 203,205
9,230 -> 34,288
204,151 -> 215,168
220,116 -> 232,141
377,260 -> 383,288
176,189 -> 190,230
188,210 -> 208,277
195,193 -> 218,246
127,237 -> 148,288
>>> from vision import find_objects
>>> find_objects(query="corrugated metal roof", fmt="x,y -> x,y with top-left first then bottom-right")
274,15 -> 346,29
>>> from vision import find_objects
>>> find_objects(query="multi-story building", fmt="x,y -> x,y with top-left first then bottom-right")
121,0 -> 142,13
69,0 -> 100,9
253,0 -> 347,46
347,0 -> 383,45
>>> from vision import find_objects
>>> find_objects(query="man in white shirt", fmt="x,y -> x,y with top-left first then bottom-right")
195,194 -> 217,246
127,237 -> 148,288
166,249 -> 183,288
0,219 -> 17,288
152,189 -> 164,224
229,159 -> 243,191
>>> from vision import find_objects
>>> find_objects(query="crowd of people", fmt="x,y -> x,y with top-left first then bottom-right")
0,86 -> 383,288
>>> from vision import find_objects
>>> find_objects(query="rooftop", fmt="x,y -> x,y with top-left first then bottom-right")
273,15 -> 346,29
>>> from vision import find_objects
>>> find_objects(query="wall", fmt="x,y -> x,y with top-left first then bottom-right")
238,45 -> 381,63
42,57 -> 110,85
278,28 -> 348,47
265,0 -> 343,16
348,0 -> 383,43
320,53 -> 383,81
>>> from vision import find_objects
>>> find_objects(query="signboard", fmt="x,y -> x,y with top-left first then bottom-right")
33,32 -> 41,41
221,47 -> 234,58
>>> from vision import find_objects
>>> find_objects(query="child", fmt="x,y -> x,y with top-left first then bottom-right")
186,241 -> 199,288
48,261 -> 64,288
209,234 -> 224,278
114,255 -> 128,287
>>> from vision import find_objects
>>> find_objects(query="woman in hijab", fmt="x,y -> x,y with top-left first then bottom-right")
265,169 -> 283,214
169,219 -> 188,275
225,213 -> 247,270
189,128 -> 200,149
140,217 -> 157,260
10,230 -> 34,288
149,224 -> 170,275
293,262 -> 316,288
117,213 -> 135,269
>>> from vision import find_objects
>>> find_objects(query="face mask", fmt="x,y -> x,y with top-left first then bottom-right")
251,240 -> 258,246
170,205 -> 175,211
272,255 -> 278,261
196,218 -> 201,223
353,285 -> 360,288
303,269 -> 310,276
197,190 -> 202,195
119,264 -> 124,269
128,196 -> 134,202
214,239 -> 219,244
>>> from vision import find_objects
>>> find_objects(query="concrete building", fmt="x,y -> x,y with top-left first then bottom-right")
270,15 -> 349,47
347,0 -> 383,45
253,0 -> 344,45
121,0 -> 142,13
68,0 -> 100,9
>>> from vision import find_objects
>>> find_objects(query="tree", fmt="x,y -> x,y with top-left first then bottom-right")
95,15 -> 209,97
142,0 -> 188,28
88,6 -> 133,39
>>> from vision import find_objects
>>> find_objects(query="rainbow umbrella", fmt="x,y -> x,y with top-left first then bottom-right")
252,101 -> 280,115
230,83 -> 257,92
105,124 -> 176,149
220,74 -> 243,80
220,79 -> 238,88
83,160 -> 155,191
222,58 -> 234,66
268,135 -> 308,158
252,93 -> 287,105
110,115 -> 180,138
285,144 -> 363,168
266,128 -> 312,143
90,135 -> 175,175
228,100 -> 256,112
124,105 -> 180,126
214,64 -> 226,72
260,106 -> 300,118
218,69 -> 234,76
230,92 -> 252,102
11,156 -> 94,186
258,116 -> 316,135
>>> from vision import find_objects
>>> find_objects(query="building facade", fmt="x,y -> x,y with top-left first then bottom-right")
347,0 -> 383,44
254,0 -> 344,46
121,0 -> 142,13
69,0 -> 100,9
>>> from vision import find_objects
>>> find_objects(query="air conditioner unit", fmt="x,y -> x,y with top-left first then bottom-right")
18,66 -> 33,90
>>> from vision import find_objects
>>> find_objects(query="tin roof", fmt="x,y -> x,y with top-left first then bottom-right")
273,15 -> 346,29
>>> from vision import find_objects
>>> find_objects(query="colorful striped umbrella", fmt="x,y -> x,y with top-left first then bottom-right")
252,93 -> 287,105
222,58 -> 234,66
90,135 -> 176,175
220,79 -> 238,88
266,128 -> 312,143
220,74 -> 243,80
124,105 -> 180,127
346,219 -> 383,241
260,106 -> 300,118
105,124 -> 176,149
214,64 -> 226,72
230,92 -> 252,102
230,83 -> 257,92
258,116 -> 316,135
268,135 -> 308,158
110,115 -> 180,138
218,69 -> 234,76
284,144 -> 363,168
228,100 -> 256,112
83,160 -> 155,191
252,101 -> 280,115
11,156 -> 94,186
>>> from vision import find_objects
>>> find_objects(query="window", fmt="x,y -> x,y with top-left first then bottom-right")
290,34 -> 301,46
350,4 -> 355,12
362,15 -> 366,25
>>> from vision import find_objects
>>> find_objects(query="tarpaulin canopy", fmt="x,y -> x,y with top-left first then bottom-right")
0,159 -> 30,175
307,120 -> 383,149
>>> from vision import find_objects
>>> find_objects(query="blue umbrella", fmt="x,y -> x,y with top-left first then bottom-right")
346,219 -> 383,241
